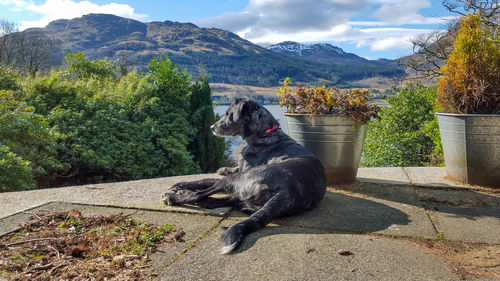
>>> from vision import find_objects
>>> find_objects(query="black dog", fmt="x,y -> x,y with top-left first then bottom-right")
162,98 -> 326,254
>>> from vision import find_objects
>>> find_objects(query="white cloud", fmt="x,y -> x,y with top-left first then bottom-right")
196,0 -> 371,39
372,0 -> 447,25
354,27 -> 435,50
0,0 -> 30,11
18,0 -> 148,30
347,21 -> 390,27
194,0 -> 448,53
241,24 -> 364,45
370,36 -> 412,51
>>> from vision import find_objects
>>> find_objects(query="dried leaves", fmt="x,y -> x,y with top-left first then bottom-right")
0,210 -> 185,280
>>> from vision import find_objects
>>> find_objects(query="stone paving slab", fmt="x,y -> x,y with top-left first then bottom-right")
427,206 -> 500,244
0,202 -> 222,276
402,167 -> 491,190
229,188 -> 438,239
413,188 -> 500,244
415,188 -> 500,207
357,167 -> 410,185
157,220 -> 462,281
0,174 -> 229,219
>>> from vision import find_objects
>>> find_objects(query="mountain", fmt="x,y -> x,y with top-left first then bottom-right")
267,41 -> 398,66
25,14 -> 405,87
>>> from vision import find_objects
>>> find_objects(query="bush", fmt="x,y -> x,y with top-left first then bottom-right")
0,90 -> 63,190
0,144 -> 35,192
437,13 -> 500,114
361,85 -> 443,167
1,53 -> 226,190
61,51 -> 117,80
0,66 -> 20,91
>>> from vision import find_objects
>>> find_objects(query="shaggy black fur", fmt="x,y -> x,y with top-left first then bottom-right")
162,98 -> 326,254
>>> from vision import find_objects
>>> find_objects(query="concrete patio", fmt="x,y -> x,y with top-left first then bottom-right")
1,167 -> 499,280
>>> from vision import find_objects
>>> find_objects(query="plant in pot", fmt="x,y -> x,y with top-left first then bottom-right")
277,78 -> 380,184
436,13 -> 500,187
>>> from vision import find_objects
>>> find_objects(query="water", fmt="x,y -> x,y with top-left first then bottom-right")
214,104 -> 287,159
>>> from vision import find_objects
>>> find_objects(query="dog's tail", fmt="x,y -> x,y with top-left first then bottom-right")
220,222 -> 247,255
220,242 -> 239,255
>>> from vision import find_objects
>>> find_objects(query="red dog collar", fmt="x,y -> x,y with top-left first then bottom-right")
266,125 -> 279,134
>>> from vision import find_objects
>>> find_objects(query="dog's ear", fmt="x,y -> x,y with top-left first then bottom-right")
236,99 -> 259,122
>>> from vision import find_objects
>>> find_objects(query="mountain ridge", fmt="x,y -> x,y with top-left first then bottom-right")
23,13 -> 405,87
266,41 -> 398,66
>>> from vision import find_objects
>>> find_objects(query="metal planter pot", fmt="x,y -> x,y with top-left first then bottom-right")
284,113 -> 367,185
437,113 -> 500,187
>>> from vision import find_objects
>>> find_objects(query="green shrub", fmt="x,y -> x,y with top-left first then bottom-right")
1,53 -> 226,189
361,85 -> 443,167
61,51 -> 117,80
142,56 -> 199,176
0,144 -> 35,192
0,90 -> 63,190
22,55 -> 200,184
0,66 -> 20,91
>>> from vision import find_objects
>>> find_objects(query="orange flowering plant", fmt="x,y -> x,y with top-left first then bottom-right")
277,77 -> 380,127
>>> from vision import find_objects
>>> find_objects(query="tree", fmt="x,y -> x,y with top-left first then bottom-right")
402,0 -> 499,79
361,85 -> 442,167
437,13 -> 500,114
188,78 -> 225,172
0,19 -> 59,76
0,20 -> 19,69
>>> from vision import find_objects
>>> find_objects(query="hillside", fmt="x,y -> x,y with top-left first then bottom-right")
23,13 -> 405,87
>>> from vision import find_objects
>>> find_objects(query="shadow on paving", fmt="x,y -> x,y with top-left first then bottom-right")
347,182 -> 500,219
226,191 -> 414,253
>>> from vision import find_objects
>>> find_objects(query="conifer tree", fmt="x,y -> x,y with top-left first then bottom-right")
188,78 -> 225,172
437,13 -> 500,114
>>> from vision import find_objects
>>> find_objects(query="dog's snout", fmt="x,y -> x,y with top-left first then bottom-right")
210,124 -> 218,136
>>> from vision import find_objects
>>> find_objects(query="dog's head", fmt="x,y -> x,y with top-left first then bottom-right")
211,98 -> 279,139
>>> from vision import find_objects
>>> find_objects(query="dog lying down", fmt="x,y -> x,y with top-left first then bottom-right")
162,98 -> 326,254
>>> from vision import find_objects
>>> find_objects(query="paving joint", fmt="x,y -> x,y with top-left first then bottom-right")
401,167 -> 413,184
157,216 -> 227,276
0,201 -> 54,221
63,201 -> 227,217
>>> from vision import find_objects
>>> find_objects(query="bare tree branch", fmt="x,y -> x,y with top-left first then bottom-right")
401,0 -> 499,80
0,20 -> 60,76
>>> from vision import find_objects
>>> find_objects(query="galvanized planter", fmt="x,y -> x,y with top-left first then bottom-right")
284,113 -> 367,185
437,113 -> 500,187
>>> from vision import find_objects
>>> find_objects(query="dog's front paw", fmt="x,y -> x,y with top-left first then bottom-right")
168,182 -> 189,193
220,223 -> 246,254
162,192 -> 179,206
217,166 -> 238,176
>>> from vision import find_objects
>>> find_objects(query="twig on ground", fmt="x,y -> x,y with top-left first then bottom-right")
6,238 -> 61,247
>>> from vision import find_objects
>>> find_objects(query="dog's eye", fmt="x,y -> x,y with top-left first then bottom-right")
228,113 -> 234,121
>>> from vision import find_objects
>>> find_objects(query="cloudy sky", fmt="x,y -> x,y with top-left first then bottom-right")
0,0 -> 456,59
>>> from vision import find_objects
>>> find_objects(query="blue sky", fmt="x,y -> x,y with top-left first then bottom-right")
0,0 -> 457,59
